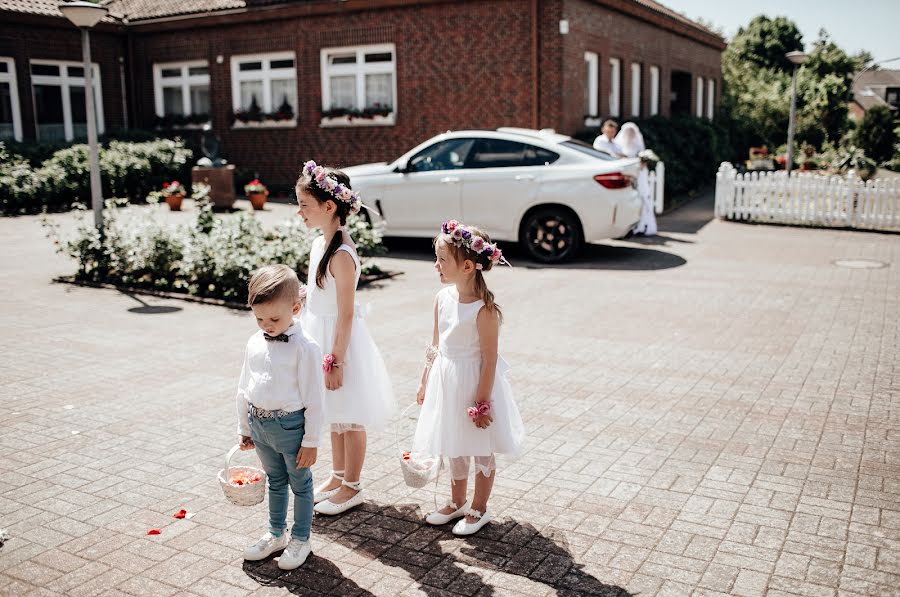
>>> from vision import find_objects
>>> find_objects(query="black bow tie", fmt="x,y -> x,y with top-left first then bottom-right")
264,333 -> 290,343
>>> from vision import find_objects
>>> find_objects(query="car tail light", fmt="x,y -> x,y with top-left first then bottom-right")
593,173 -> 634,189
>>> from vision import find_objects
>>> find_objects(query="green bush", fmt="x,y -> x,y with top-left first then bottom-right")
854,106 -> 897,164
41,202 -> 386,305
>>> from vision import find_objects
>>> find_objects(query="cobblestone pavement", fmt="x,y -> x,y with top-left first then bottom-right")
1,195 -> 898,596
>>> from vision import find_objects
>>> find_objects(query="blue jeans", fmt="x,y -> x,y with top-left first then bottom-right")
249,410 -> 313,540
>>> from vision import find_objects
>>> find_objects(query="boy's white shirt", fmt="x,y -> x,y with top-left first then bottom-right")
235,320 -> 325,448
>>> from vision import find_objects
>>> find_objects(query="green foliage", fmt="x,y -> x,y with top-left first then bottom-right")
724,15 -> 803,73
854,105 -> 897,164
41,204 -> 386,305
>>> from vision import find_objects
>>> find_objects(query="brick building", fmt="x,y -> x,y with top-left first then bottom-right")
0,0 -> 725,187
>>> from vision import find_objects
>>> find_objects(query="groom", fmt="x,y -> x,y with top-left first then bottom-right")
592,119 -> 624,158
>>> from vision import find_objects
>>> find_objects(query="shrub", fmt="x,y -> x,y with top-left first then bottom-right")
854,106 -> 897,165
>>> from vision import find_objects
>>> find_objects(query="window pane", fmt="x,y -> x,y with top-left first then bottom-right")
239,61 -> 262,72
31,63 -> 60,76
271,78 -> 296,113
33,84 -> 65,141
0,62 -> 8,73
470,139 -> 531,168
560,139 -> 616,161
0,82 -> 12,140
409,139 -> 475,172
68,66 -> 85,77
190,84 -> 209,116
161,67 -> 181,78
364,73 -> 392,109
70,86 -> 88,139
270,59 -> 294,69
329,75 -> 355,109
239,80 -> 263,111
523,145 -> 559,166
163,86 -> 184,115
365,52 -> 392,63
329,54 -> 356,65
188,66 -> 208,76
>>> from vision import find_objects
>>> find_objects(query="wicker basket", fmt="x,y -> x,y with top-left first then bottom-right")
218,444 -> 267,506
400,452 -> 440,488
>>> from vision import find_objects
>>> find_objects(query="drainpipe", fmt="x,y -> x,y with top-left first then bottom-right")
125,24 -> 137,130
118,55 -> 128,129
531,0 -> 539,128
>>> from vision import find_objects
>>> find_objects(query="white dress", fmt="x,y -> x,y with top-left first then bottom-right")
413,287 -> 525,468
300,236 -> 394,432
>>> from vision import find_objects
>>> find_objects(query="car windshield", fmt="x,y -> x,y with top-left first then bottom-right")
560,139 -> 617,161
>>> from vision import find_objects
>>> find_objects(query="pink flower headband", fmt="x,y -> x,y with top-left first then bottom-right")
440,220 -> 510,269
303,160 -> 363,215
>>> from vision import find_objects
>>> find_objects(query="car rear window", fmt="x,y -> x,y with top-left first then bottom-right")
560,139 -> 617,161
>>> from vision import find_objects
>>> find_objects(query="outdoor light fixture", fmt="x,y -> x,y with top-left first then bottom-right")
785,51 -> 809,175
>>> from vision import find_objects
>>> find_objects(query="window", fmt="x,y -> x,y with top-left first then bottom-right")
30,59 -> 103,142
707,78 -> 715,119
408,138 -> 475,172
649,66 -> 660,116
608,58 -> 621,117
696,76 -> 704,117
584,52 -> 599,120
230,52 -> 296,121
321,44 -> 396,125
560,139 -> 616,161
153,61 -> 210,123
630,62 -> 641,116
0,58 -> 22,141
468,139 -> 559,169
885,87 -> 899,107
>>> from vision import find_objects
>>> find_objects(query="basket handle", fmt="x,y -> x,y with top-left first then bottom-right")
225,444 -> 242,475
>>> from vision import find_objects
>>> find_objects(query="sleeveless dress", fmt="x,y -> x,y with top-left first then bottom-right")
300,235 -> 394,432
413,286 -> 525,463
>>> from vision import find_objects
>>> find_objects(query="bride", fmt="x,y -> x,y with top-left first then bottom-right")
615,123 -> 657,236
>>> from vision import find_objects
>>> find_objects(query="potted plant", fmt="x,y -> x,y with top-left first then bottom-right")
161,180 -> 187,211
244,179 -> 269,210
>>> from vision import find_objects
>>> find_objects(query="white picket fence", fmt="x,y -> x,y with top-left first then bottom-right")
647,161 -> 665,214
715,162 -> 900,231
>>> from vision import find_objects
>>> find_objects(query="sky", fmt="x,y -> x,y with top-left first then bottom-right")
660,0 -> 900,67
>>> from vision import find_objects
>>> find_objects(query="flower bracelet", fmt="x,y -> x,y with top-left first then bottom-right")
322,353 -> 341,373
467,401 -> 491,420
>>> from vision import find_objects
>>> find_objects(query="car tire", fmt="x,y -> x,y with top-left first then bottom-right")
519,207 -> 583,264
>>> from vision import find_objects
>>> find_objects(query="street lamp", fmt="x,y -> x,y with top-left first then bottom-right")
58,1 -> 107,228
785,50 -> 808,176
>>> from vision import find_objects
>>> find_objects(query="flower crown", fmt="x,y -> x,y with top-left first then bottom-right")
303,160 -> 362,215
440,220 -> 509,269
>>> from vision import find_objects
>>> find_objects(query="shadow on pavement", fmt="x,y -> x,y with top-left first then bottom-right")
656,188 -> 715,235
121,291 -> 183,314
238,503 -> 633,596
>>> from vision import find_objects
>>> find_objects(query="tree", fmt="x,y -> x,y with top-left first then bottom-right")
855,105 -> 897,164
724,15 -> 803,73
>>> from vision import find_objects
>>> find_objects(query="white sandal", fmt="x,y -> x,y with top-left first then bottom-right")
313,479 -> 365,515
452,508 -> 492,535
313,470 -> 344,504
425,500 -> 470,526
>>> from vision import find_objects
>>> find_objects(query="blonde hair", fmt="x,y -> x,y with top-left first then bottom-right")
436,226 -> 503,324
247,264 -> 301,306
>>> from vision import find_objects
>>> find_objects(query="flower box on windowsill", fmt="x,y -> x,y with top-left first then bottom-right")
320,113 -> 395,128
232,118 -> 297,130
155,122 -> 210,131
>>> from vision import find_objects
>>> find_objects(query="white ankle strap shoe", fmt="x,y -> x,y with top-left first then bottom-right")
452,508 -> 492,535
313,479 -> 364,516
425,500 -> 470,526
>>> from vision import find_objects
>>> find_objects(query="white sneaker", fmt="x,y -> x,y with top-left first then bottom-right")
277,537 -> 311,570
452,509 -> 492,536
243,532 -> 289,560
425,501 -> 469,526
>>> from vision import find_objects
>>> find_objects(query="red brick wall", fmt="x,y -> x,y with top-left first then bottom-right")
0,20 -> 126,141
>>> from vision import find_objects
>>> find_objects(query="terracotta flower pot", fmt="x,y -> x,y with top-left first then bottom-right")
248,192 -> 268,211
164,193 -> 184,211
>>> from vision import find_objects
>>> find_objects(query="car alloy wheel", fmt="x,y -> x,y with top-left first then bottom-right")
521,208 -> 583,263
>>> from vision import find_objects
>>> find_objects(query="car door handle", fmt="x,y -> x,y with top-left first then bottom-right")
514,174 -> 535,181
440,176 -> 460,184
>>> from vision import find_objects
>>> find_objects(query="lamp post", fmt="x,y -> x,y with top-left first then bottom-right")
785,50 -> 808,176
58,1 -> 107,229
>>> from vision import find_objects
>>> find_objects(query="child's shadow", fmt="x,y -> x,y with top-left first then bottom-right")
314,503 -> 632,597
242,552 -> 375,596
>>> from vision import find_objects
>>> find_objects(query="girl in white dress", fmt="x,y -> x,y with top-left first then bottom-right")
413,220 -> 525,535
615,122 -> 657,236
296,160 -> 395,516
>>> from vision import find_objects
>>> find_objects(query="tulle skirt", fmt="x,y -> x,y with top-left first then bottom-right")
301,308 -> 395,432
413,354 -> 525,458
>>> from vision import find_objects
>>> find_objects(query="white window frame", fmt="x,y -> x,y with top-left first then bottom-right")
584,52 -> 599,125
320,43 -> 397,127
630,62 -> 641,117
0,57 -> 22,141
696,76 -> 704,117
230,51 -> 297,126
649,65 -> 660,116
707,78 -> 715,119
30,59 -> 104,142
608,58 -> 621,117
153,60 -> 210,119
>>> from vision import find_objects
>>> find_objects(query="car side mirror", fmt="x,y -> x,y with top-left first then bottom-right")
394,161 -> 410,174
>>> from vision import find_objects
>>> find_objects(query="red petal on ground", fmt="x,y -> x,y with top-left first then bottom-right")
173,509 -> 187,519
147,529 -> 161,535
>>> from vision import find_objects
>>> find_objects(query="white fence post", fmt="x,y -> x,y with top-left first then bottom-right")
654,161 -> 665,214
